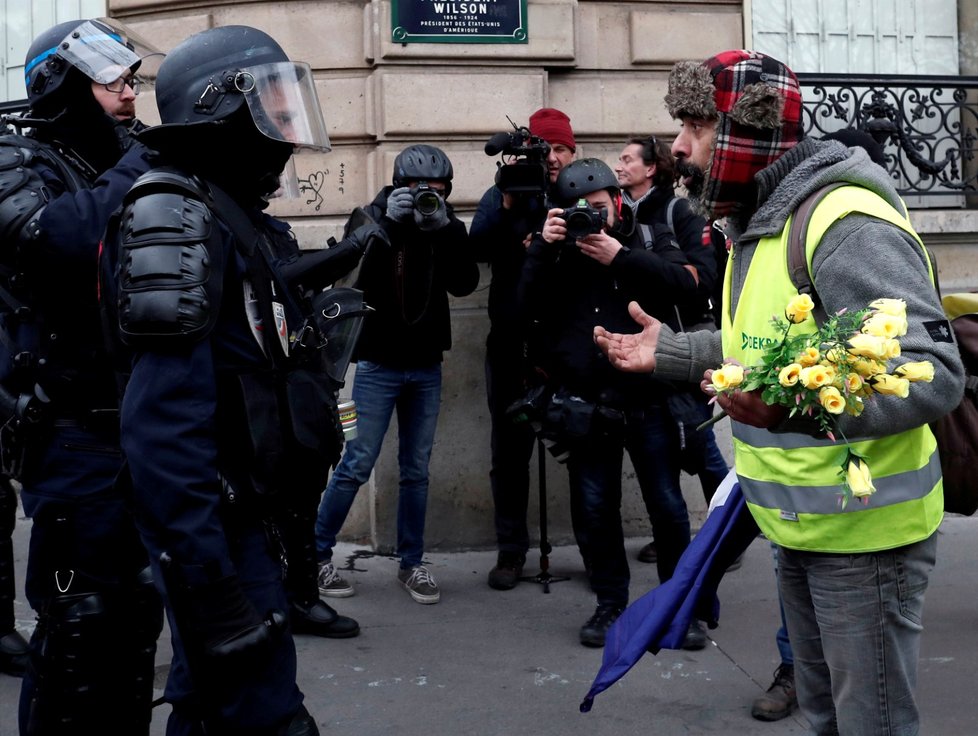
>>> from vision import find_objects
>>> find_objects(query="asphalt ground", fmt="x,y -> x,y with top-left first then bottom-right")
2,512 -> 977,735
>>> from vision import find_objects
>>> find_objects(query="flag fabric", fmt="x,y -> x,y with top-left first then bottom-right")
580,474 -> 760,712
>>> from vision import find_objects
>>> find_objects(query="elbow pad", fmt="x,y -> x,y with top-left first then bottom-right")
115,169 -> 224,347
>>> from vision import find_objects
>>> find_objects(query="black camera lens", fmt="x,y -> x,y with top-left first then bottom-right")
414,188 -> 442,216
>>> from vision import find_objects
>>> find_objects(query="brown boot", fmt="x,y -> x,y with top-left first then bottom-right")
751,663 -> 797,721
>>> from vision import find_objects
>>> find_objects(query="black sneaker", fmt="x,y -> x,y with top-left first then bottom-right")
681,620 -> 708,651
751,663 -> 797,721
579,604 -> 624,648
636,541 -> 658,563
487,552 -> 525,590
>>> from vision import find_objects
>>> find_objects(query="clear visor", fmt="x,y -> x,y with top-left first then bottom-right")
240,61 -> 331,152
58,19 -> 164,87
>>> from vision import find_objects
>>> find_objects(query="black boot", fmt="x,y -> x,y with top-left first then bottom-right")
289,599 -> 360,639
579,604 -> 623,648
0,629 -> 29,677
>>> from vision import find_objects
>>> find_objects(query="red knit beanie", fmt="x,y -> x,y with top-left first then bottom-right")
529,108 -> 576,151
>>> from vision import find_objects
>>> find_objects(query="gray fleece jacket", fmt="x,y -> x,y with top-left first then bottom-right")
655,137 -> 965,439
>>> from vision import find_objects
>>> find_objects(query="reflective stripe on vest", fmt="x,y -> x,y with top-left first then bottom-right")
720,185 -> 943,553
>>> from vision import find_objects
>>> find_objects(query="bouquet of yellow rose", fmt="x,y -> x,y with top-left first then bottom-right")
708,295 -> 935,507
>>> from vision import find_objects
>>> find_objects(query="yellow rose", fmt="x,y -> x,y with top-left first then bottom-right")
824,347 -> 847,364
852,357 -> 886,378
844,373 -> 863,393
799,364 -> 833,389
869,374 -> 911,398
894,361 -> 935,382
847,333 -> 888,360
819,386 -> 845,414
796,346 -> 821,367
711,364 -> 745,392
868,298 -> 907,318
883,338 -> 901,360
846,458 -> 876,498
785,294 -> 815,324
862,312 -> 908,339
778,363 -> 802,387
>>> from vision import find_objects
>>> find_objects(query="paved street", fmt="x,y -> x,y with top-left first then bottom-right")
2,512 -> 977,735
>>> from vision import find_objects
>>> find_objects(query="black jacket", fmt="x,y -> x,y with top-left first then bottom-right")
631,186 -> 720,329
517,223 -> 698,407
352,186 -> 479,368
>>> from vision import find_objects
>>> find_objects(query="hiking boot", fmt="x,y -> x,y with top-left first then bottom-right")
636,541 -> 658,563
751,663 -> 797,721
398,565 -> 440,604
487,552 -> 525,590
289,599 -> 360,638
317,560 -> 354,598
579,604 -> 624,648
681,620 -> 708,651
0,629 -> 29,677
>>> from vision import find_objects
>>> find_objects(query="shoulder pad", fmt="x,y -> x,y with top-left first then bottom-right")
115,167 -> 224,346
0,137 -> 51,245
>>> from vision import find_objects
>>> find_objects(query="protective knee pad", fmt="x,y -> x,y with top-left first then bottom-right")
24,568 -> 164,736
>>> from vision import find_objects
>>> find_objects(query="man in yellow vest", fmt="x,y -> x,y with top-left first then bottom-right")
594,50 -> 965,735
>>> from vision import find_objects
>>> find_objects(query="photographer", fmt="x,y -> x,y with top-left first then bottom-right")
314,145 -> 478,605
615,136 -> 729,580
517,158 -> 700,647
469,108 -> 575,591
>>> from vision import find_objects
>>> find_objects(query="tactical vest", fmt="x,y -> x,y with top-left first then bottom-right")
721,185 -> 943,553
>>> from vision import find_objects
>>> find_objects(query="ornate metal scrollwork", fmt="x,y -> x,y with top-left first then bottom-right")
798,74 -> 978,198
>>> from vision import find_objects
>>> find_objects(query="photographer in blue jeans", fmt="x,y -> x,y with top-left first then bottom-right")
315,145 -> 478,605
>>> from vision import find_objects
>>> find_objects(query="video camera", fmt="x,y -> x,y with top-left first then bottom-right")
484,117 -> 551,197
560,199 -> 606,241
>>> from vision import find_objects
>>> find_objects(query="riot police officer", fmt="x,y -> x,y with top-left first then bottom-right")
0,18 -> 165,734
102,25 -> 377,734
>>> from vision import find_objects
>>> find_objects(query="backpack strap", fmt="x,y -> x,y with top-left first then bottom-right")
665,197 -> 679,235
786,182 -> 848,305
639,223 -> 654,250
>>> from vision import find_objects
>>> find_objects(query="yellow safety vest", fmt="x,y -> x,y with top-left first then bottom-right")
720,185 -> 943,553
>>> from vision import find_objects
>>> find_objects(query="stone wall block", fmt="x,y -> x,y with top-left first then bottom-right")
375,68 -> 546,136
630,10 -> 743,64
548,73 -> 673,137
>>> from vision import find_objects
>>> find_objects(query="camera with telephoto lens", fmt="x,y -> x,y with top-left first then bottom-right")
484,119 -> 552,197
560,199 -> 606,242
413,183 -> 443,216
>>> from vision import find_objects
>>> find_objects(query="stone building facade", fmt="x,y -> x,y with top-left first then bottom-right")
109,0 -> 976,555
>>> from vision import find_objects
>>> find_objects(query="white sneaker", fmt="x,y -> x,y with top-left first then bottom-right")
397,565 -> 440,604
317,561 -> 354,598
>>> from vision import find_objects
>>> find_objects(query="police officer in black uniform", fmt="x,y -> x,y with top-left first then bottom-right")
101,25 -> 378,735
0,18 -> 165,734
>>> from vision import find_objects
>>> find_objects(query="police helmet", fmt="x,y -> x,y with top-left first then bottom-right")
144,25 -> 330,152
393,144 -> 454,197
24,18 -> 157,113
554,158 -> 619,206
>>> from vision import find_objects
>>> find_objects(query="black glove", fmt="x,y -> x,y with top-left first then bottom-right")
113,118 -> 146,155
414,199 -> 450,231
385,187 -> 415,223
160,556 -> 284,667
347,222 -> 390,254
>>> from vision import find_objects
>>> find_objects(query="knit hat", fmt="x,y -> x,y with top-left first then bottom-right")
529,107 -> 576,152
665,50 -> 805,219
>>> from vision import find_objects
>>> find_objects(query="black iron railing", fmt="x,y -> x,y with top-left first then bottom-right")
798,74 -> 978,200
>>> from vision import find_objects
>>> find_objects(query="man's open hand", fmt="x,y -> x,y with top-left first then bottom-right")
593,301 -> 660,373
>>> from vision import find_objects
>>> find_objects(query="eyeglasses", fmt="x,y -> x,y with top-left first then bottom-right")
103,76 -> 140,95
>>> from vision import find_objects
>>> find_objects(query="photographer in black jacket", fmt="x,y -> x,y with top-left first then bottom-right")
517,158 -> 700,647
470,108 -> 576,591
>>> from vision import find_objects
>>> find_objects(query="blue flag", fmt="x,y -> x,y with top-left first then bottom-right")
580,478 -> 759,713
